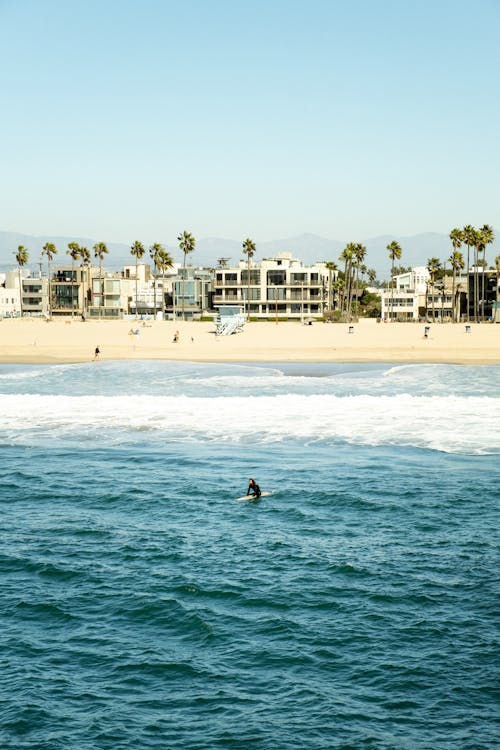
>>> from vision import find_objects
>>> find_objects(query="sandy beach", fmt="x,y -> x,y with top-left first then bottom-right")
0,317 -> 499,365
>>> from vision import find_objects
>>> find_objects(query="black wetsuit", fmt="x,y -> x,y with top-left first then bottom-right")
247,482 -> 261,498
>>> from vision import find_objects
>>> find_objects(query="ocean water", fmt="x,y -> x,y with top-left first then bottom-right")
0,360 -> 499,750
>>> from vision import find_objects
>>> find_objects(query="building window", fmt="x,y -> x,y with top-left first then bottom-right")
241,270 -> 260,285
267,270 -> 286,285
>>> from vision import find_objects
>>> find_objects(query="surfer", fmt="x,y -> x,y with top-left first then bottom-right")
247,478 -> 261,498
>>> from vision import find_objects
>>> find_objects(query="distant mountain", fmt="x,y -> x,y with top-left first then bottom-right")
2,229 -> 497,281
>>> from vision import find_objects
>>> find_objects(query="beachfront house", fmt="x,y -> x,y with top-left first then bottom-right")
212,253 -> 332,321
0,271 -> 21,317
381,266 -> 471,322
123,263 -> 211,319
167,267 -> 212,320
51,266 -> 91,317
22,275 -> 48,317
380,266 -> 429,321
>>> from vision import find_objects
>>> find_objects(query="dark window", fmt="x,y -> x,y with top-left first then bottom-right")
267,270 -> 286,285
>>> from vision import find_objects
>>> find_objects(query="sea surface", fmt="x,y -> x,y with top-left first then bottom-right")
0,360 -> 499,749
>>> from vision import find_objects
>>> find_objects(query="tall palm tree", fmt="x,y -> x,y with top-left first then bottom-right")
449,249 -> 464,322
177,231 -> 196,320
67,242 -> 81,317
242,238 -> 256,318
41,242 -> 57,318
325,261 -> 337,311
449,228 -> 463,323
156,248 -> 175,320
367,268 -> 377,286
387,240 -> 402,321
149,243 -> 164,318
353,243 -> 367,317
15,245 -> 29,317
79,246 -> 91,317
339,243 -> 356,320
426,257 -> 441,322
478,224 -> 495,320
461,224 -> 475,321
130,240 -> 145,319
492,255 -> 500,318
93,242 -> 109,318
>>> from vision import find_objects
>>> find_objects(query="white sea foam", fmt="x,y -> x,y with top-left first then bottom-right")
1,392 -> 499,454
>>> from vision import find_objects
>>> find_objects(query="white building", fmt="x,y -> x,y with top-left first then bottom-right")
0,271 -> 21,317
213,253 -> 333,320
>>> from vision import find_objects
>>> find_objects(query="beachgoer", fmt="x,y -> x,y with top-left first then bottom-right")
173,330 -> 179,343
94,346 -> 100,359
247,478 -> 261,498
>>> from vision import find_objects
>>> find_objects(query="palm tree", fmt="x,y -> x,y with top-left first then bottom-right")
325,261 -> 337,312
449,228 -> 463,323
67,242 -> 81,317
177,231 -> 196,319
93,242 -> 109,318
492,255 -> 500,319
149,243 -> 164,318
130,240 -> 145,319
387,240 -> 402,321
242,238 -> 256,318
41,242 -> 57,318
367,268 -> 377,286
339,243 -> 356,320
156,248 -> 175,320
79,246 -> 91,317
449,249 -> 464,322
478,224 -> 494,320
332,278 -> 344,314
15,245 -> 29,317
461,225 -> 475,321
353,244 -> 367,317
426,257 -> 441,322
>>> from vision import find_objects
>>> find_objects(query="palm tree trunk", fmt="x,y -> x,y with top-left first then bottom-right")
182,254 -> 186,320
18,268 -> 23,317
247,256 -> 250,319
481,249 -> 486,320
48,260 -> 51,319
473,247 -> 479,322
466,245 -> 470,322
452,269 -> 456,323
99,260 -> 103,319
162,269 -> 166,320
390,261 -> 395,321
135,259 -> 138,319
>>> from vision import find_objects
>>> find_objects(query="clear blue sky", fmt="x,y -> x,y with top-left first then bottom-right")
1,0 -> 499,244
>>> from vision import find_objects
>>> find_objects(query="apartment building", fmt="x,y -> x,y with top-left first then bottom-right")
213,253 -> 332,320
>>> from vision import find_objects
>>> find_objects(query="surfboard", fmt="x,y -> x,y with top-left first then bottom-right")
234,491 -> 272,501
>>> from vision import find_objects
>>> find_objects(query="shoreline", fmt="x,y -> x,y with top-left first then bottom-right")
0,318 -> 499,366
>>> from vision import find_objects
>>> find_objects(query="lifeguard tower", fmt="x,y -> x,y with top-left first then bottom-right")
215,305 -> 246,335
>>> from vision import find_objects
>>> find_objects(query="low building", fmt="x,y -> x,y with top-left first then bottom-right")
22,275 -> 48,316
170,267 -> 212,319
381,267 -> 468,321
0,271 -> 21,317
51,266 -> 90,317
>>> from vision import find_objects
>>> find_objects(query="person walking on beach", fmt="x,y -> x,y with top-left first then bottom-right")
94,346 -> 100,360
247,478 -> 261,498
173,330 -> 180,343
